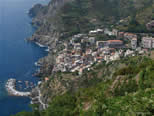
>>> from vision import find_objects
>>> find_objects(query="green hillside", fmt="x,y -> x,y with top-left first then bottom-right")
32,0 -> 154,38
57,0 -> 154,37
117,1 -> 154,32
14,0 -> 154,115
14,56 -> 154,116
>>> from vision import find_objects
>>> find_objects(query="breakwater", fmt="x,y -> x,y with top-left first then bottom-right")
5,79 -> 31,97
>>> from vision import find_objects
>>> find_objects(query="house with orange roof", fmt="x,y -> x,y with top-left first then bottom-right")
118,32 -> 125,38
124,33 -> 137,40
45,77 -> 49,82
107,40 -> 123,48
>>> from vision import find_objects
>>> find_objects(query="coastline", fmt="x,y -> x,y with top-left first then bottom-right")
0,0 -> 52,115
5,79 -> 31,97
4,1 -> 52,108
22,0 -> 69,109
29,41 -> 52,109
5,78 -> 47,110
35,42 -> 46,48
35,42 -> 50,52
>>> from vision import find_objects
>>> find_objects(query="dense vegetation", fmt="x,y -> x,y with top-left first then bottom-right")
14,56 -> 154,116
34,0 -> 154,38
117,1 -> 154,33
59,0 -> 154,36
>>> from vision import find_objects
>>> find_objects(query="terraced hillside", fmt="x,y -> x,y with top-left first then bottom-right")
15,56 -> 154,116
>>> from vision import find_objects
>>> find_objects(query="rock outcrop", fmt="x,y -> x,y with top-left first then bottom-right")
28,0 -> 72,76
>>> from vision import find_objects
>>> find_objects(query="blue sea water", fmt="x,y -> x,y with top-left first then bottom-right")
0,0 -> 49,115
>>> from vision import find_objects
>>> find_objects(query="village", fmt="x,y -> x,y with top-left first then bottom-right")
52,28 -> 154,75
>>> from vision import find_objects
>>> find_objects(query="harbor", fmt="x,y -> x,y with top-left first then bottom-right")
5,78 -> 31,97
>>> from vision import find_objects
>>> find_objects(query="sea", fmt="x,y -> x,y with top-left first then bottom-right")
0,0 -> 49,115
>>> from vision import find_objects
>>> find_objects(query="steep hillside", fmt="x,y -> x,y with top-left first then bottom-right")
117,1 -> 154,32
28,0 -> 154,76
14,0 -> 154,115
30,0 -> 154,39
14,56 -> 154,116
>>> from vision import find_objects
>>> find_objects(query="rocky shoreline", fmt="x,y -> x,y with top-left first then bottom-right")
5,77 -> 48,110
26,0 -> 73,109
27,28 -> 56,110
29,35 -> 57,108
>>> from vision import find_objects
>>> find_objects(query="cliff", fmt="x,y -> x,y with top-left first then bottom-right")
28,0 -> 72,76
29,0 -> 71,46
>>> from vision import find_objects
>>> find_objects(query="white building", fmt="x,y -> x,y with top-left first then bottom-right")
142,37 -> 154,49
125,49 -> 134,57
104,28 -> 113,36
89,29 -> 103,34
110,52 -> 120,61
131,38 -> 137,49
112,29 -> 118,36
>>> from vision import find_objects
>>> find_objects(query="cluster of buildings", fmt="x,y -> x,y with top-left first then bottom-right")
52,27 -> 154,75
118,31 -> 154,49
